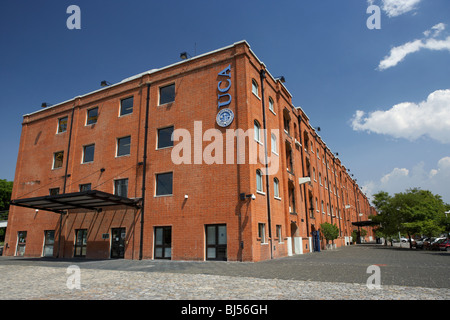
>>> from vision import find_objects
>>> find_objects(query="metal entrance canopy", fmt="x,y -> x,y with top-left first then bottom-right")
10,190 -> 141,214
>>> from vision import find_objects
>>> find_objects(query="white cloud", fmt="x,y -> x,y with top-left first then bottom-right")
368,0 -> 421,17
352,89 -> 450,144
381,0 -> 421,17
378,23 -> 450,70
363,157 -> 450,204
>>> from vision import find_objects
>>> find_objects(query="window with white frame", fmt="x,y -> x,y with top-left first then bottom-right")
269,97 -> 274,112
57,117 -> 68,133
117,136 -> 131,157
82,144 -> 95,163
256,169 -> 263,193
53,151 -> 64,169
271,133 -> 278,154
86,107 -> 98,125
114,178 -> 128,197
273,178 -> 280,198
276,225 -> 282,242
252,79 -> 259,97
254,120 -> 261,143
258,223 -> 266,243
120,97 -> 133,116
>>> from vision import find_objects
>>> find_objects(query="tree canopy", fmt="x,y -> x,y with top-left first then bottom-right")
370,188 -> 449,247
0,179 -> 13,219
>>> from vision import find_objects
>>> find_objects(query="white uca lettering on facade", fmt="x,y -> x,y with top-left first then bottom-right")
216,64 -> 235,128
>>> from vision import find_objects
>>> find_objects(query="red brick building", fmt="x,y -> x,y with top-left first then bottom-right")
4,41 -> 376,261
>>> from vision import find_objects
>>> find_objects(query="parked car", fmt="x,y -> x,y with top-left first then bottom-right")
438,239 -> 450,251
430,238 -> 447,251
415,237 -> 429,249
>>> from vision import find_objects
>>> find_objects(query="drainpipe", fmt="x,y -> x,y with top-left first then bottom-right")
297,116 -> 310,238
323,147 -> 335,249
139,83 -> 150,260
259,69 -> 273,259
56,105 -> 75,258
63,106 -> 75,194
332,157 -> 342,240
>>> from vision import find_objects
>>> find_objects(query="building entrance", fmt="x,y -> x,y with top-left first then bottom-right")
111,228 -> 126,259
206,224 -> 227,261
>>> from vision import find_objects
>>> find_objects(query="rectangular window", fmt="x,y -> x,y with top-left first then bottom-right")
159,84 -> 175,105
273,178 -> 280,198
83,144 -> 95,163
53,151 -> 64,169
79,183 -> 91,192
86,107 -> 98,125
58,117 -> 68,133
157,126 -> 174,149
156,172 -> 173,196
49,188 -> 60,196
276,225 -> 282,242
117,136 -> 131,157
120,97 -> 133,116
114,179 -> 128,198
258,223 -> 266,243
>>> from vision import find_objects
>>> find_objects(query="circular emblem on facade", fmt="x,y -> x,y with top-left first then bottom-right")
216,108 -> 234,127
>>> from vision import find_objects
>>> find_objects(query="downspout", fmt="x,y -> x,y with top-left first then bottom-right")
353,182 -> 361,243
57,104 -> 75,258
63,106 -> 75,194
332,158 -> 342,240
297,116 -> 310,238
139,83 -> 150,260
324,148 -> 334,247
259,69 -> 273,259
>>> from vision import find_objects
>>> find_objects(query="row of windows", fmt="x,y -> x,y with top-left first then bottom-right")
50,172 -> 173,198
255,168 -> 343,219
258,223 -> 283,244
251,79 -> 276,114
254,120 -> 278,154
52,126 -> 175,169
255,170 -> 280,199
56,84 -> 176,134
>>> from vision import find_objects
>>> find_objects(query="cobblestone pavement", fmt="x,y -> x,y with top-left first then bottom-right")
0,244 -> 449,300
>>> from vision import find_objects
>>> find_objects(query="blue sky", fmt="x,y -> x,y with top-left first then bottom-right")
1,0 -> 449,203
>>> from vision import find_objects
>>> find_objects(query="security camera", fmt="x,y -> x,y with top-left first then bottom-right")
251,194 -> 256,200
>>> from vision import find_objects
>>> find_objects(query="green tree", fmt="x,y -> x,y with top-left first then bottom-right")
0,179 -> 13,217
320,222 -> 339,248
371,188 -> 448,248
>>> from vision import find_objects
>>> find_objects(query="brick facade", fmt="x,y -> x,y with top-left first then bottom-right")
4,41 -> 376,261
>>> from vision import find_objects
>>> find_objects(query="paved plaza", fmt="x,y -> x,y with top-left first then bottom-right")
0,244 -> 449,300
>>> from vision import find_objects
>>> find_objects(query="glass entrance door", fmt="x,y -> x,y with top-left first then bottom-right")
16,231 -> 27,256
111,228 -> 126,259
74,229 -> 87,257
206,224 -> 227,261
43,230 -> 55,257
154,226 -> 172,259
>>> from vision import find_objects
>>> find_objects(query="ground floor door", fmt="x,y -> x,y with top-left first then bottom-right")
111,228 -> 126,259
16,231 -> 27,256
154,226 -> 172,259
206,224 -> 227,261
74,229 -> 87,257
43,230 -> 55,257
